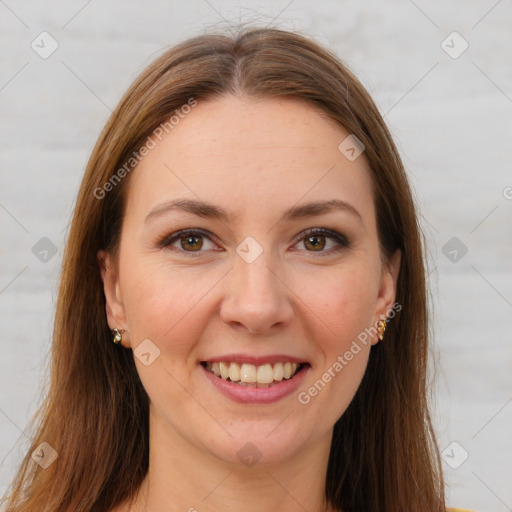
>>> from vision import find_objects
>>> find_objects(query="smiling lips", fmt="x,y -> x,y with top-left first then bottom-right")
203,361 -> 304,388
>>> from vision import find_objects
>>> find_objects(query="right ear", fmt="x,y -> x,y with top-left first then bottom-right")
97,249 -> 129,347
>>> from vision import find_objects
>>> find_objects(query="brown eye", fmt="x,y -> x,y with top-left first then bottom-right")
158,229 -> 218,254
295,228 -> 351,256
180,234 -> 204,251
303,234 -> 327,251
158,227 -> 350,257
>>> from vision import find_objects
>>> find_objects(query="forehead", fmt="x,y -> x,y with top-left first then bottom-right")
124,95 -> 375,226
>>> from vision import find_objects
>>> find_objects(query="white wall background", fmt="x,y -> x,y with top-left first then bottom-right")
1,1 -> 511,510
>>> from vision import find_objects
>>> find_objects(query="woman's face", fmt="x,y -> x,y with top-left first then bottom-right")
100,95 -> 400,467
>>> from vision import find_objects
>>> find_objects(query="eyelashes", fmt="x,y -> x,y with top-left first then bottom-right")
157,227 -> 351,257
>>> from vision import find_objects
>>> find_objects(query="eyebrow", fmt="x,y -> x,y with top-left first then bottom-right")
145,198 -> 363,224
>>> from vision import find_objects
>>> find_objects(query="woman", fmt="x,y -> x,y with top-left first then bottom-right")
3,27 -> 474,512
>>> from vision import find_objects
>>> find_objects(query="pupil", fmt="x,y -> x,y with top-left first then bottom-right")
306,235 -> 325,251
183,236 -> 202,250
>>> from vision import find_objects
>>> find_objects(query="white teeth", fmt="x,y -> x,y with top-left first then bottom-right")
256,363 -> 274,384
228,362 -> 241,382
219,361 -> 230,380
273,362 -> 284,381
240,364 -> 256,383
205,361 -> 302,385
211,362 -> 220,377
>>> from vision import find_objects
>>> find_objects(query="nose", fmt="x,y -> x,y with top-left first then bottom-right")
219,249 -> 294,335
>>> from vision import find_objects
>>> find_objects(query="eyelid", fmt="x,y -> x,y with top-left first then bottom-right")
293,227 -> 350,249
156,228 -> 220,251
157,227 -> 351,255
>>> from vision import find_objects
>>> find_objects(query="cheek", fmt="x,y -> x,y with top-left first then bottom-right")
301,262 -> 379,347
120,255 -> 220,355
294,263 -> 378,423
121,251 -> 379,354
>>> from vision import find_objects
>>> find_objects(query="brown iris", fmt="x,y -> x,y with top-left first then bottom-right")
181,235 -> 203,251
303,234 -> 326,251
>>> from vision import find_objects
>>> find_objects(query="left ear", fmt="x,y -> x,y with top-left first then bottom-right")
371,249 -> 401,345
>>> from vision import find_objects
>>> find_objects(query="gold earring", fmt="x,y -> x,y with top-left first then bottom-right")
377,320 -> 387,341
112,328 -> 125,345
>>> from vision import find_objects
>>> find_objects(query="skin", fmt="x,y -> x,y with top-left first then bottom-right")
99,95 -> 401,512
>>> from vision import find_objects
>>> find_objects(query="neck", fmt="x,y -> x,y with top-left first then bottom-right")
127,405 -> 337,512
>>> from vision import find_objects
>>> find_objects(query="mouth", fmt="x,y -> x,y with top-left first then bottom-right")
200,361 -> 309,388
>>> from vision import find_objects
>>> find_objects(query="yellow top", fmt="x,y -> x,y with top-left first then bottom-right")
447,509 -> 476,512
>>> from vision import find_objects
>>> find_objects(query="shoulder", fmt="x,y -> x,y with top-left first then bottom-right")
447,508 -> 478,512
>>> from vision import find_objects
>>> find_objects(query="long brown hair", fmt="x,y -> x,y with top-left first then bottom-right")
3,26 -> 445,512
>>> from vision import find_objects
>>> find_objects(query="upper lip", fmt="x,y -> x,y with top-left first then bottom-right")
201,353 -> 309,366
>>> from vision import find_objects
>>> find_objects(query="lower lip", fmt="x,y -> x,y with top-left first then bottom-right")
201,364 -> 310,404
